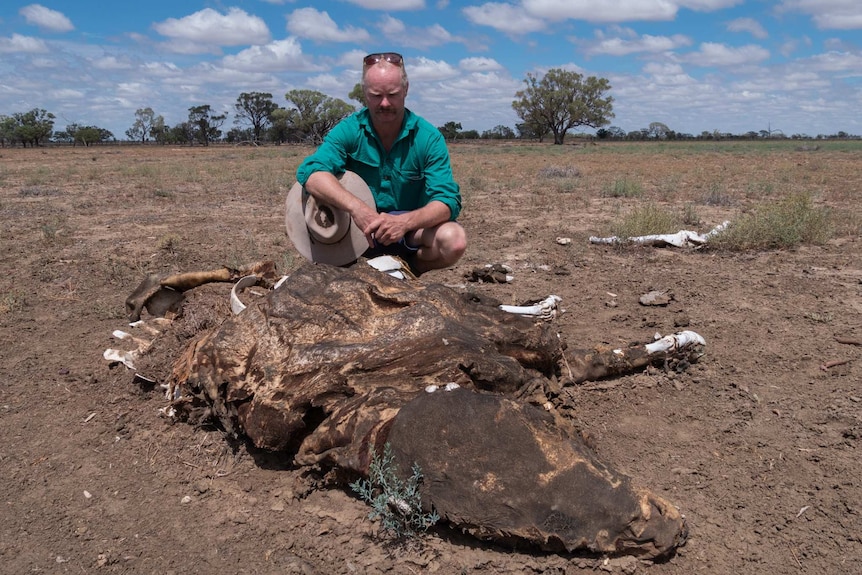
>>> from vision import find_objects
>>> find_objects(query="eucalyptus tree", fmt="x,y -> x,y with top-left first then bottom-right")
234,92 -> 277,143
512,69 -> 613,145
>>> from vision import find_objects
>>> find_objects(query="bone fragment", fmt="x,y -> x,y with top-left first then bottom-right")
590,221 -> 730,248
499,295 -> 562,320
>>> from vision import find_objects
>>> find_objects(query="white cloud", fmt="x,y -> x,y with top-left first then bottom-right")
342,0 -> 425,9
92,56 -> 133,70
222,38 -> 315,72
778,0 -> 862,30
726,17 -> 768,39
152,8 -> 270,46
377,15 -> 464,49
684,42 -> 770,67
286,8 -> 371,42
522,0 -> 678,22
586,33 -> 692,56
459,57 -> 503,72
19,4 -> 74,32
0,33 -> 49,53
408,57 -> 459,81
462,3 -> 546,34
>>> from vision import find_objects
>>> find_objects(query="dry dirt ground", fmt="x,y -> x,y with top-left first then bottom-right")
1,142 -> 860,574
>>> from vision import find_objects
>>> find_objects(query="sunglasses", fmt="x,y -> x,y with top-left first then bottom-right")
363,52 -> 404,67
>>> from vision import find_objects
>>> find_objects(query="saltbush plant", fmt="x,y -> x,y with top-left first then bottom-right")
350,443 -> 439,541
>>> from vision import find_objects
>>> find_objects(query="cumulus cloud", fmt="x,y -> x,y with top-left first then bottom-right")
222,37 -> 316,72
726,17 -> 768,38
459,57 -> 503,72
92,56 -> 133,70
778,0 -> 862,30
19,4 -> 74,32
377,15 -> 465,49
586,33 -> 693,56
0,33 -> 49,53
684,42 -> 770,66
522,0 -> 678,22
462,3 -> 546,34
153,8 -> 270,46
342,0 -> 425,8
287,8 -> 371,42
407,57 -> 459,81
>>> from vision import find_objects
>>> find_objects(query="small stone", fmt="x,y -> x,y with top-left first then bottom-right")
180,495 -> 192,504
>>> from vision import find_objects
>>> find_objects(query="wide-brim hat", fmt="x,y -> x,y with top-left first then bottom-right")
285,171 -> 376,266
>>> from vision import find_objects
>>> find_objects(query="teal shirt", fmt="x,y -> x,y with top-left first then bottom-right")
296,108 -> 461,220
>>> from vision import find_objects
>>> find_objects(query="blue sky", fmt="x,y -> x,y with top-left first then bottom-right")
1,1 -> 860,140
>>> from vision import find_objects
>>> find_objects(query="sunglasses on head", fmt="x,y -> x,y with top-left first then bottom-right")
363,52 -> 403,67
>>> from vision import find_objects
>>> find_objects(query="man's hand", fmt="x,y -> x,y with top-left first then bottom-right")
362,212 -> 412,247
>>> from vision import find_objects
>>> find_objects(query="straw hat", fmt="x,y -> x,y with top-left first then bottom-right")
285,171 -> 376,266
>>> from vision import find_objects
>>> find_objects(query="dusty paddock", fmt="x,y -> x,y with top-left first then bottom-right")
1,141 -> 860,574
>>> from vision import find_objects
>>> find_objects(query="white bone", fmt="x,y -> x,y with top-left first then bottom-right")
644,330 -> 706,355
103,348 -> 138,370
230,275 -> 261,315
589,221 -> 730,248
499,295 -> 562,320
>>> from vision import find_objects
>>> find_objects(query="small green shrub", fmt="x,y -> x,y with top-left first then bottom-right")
610,202 -> 681,239
711,191 -> 833,250
350,443 -> 439,541
602,177 -> 643,198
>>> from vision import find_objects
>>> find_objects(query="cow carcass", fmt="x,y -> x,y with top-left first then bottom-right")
114,261 -> 703,559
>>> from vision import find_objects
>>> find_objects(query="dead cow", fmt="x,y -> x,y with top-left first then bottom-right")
118,262 -> 702,559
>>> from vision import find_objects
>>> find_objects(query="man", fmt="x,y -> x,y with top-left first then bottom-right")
296,52 -> 466,274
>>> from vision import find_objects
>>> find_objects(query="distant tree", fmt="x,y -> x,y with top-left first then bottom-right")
515,118 -> 546,141
648,122 -> 670,140
437,121 -> 462,141
0,115 -> 16,146
69,124 -> 113,146
512,69 -> 613,145
125,107 -> 162,143
349,83 -> 366,108
12,108 -> 55,147
481,125 -> 515,139
226,127 -> 255,143
167,122 -> 195,145
150,115 -> 167,144
234,92 -> 277,143
268,107 -> 293,144
284,90 -> 354,144
460,129 -> 480,139
187,105 -> 227,146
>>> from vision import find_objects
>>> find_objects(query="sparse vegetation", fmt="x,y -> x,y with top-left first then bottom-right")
609,202 -> 681,239
350,443 -> 439,542
602,177 -> 643,198
710,191 -> 833,250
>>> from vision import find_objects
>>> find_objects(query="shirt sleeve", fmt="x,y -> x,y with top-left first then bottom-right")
421,126 -> 461,221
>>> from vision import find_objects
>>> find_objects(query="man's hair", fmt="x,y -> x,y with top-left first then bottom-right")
361,61 -> 409,91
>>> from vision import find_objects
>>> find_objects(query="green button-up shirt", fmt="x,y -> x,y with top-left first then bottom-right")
296,108 -> 461,220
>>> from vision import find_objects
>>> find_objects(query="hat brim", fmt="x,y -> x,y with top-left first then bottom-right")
285,171 -> 376,266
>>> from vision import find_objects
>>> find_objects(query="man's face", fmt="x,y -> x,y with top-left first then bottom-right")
363,64 -> 407,131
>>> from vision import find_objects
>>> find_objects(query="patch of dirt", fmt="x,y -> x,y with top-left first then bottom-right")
1,143 -> 860,574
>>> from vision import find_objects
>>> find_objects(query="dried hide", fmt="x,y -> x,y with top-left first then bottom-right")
166,262 -> 691,559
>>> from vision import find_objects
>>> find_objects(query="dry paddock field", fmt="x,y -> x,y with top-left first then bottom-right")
1,140 -> 860,574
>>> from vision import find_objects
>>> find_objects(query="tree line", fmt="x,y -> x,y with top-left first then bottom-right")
1,69 -> 856,148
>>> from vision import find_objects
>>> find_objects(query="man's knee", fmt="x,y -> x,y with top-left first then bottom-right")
437,222 -> 467,261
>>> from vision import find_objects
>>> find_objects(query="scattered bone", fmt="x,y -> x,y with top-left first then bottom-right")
590,221 -> 730,248
555,237 -> 572,245
499,295 -> 562,320
820,359 -> 851,371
